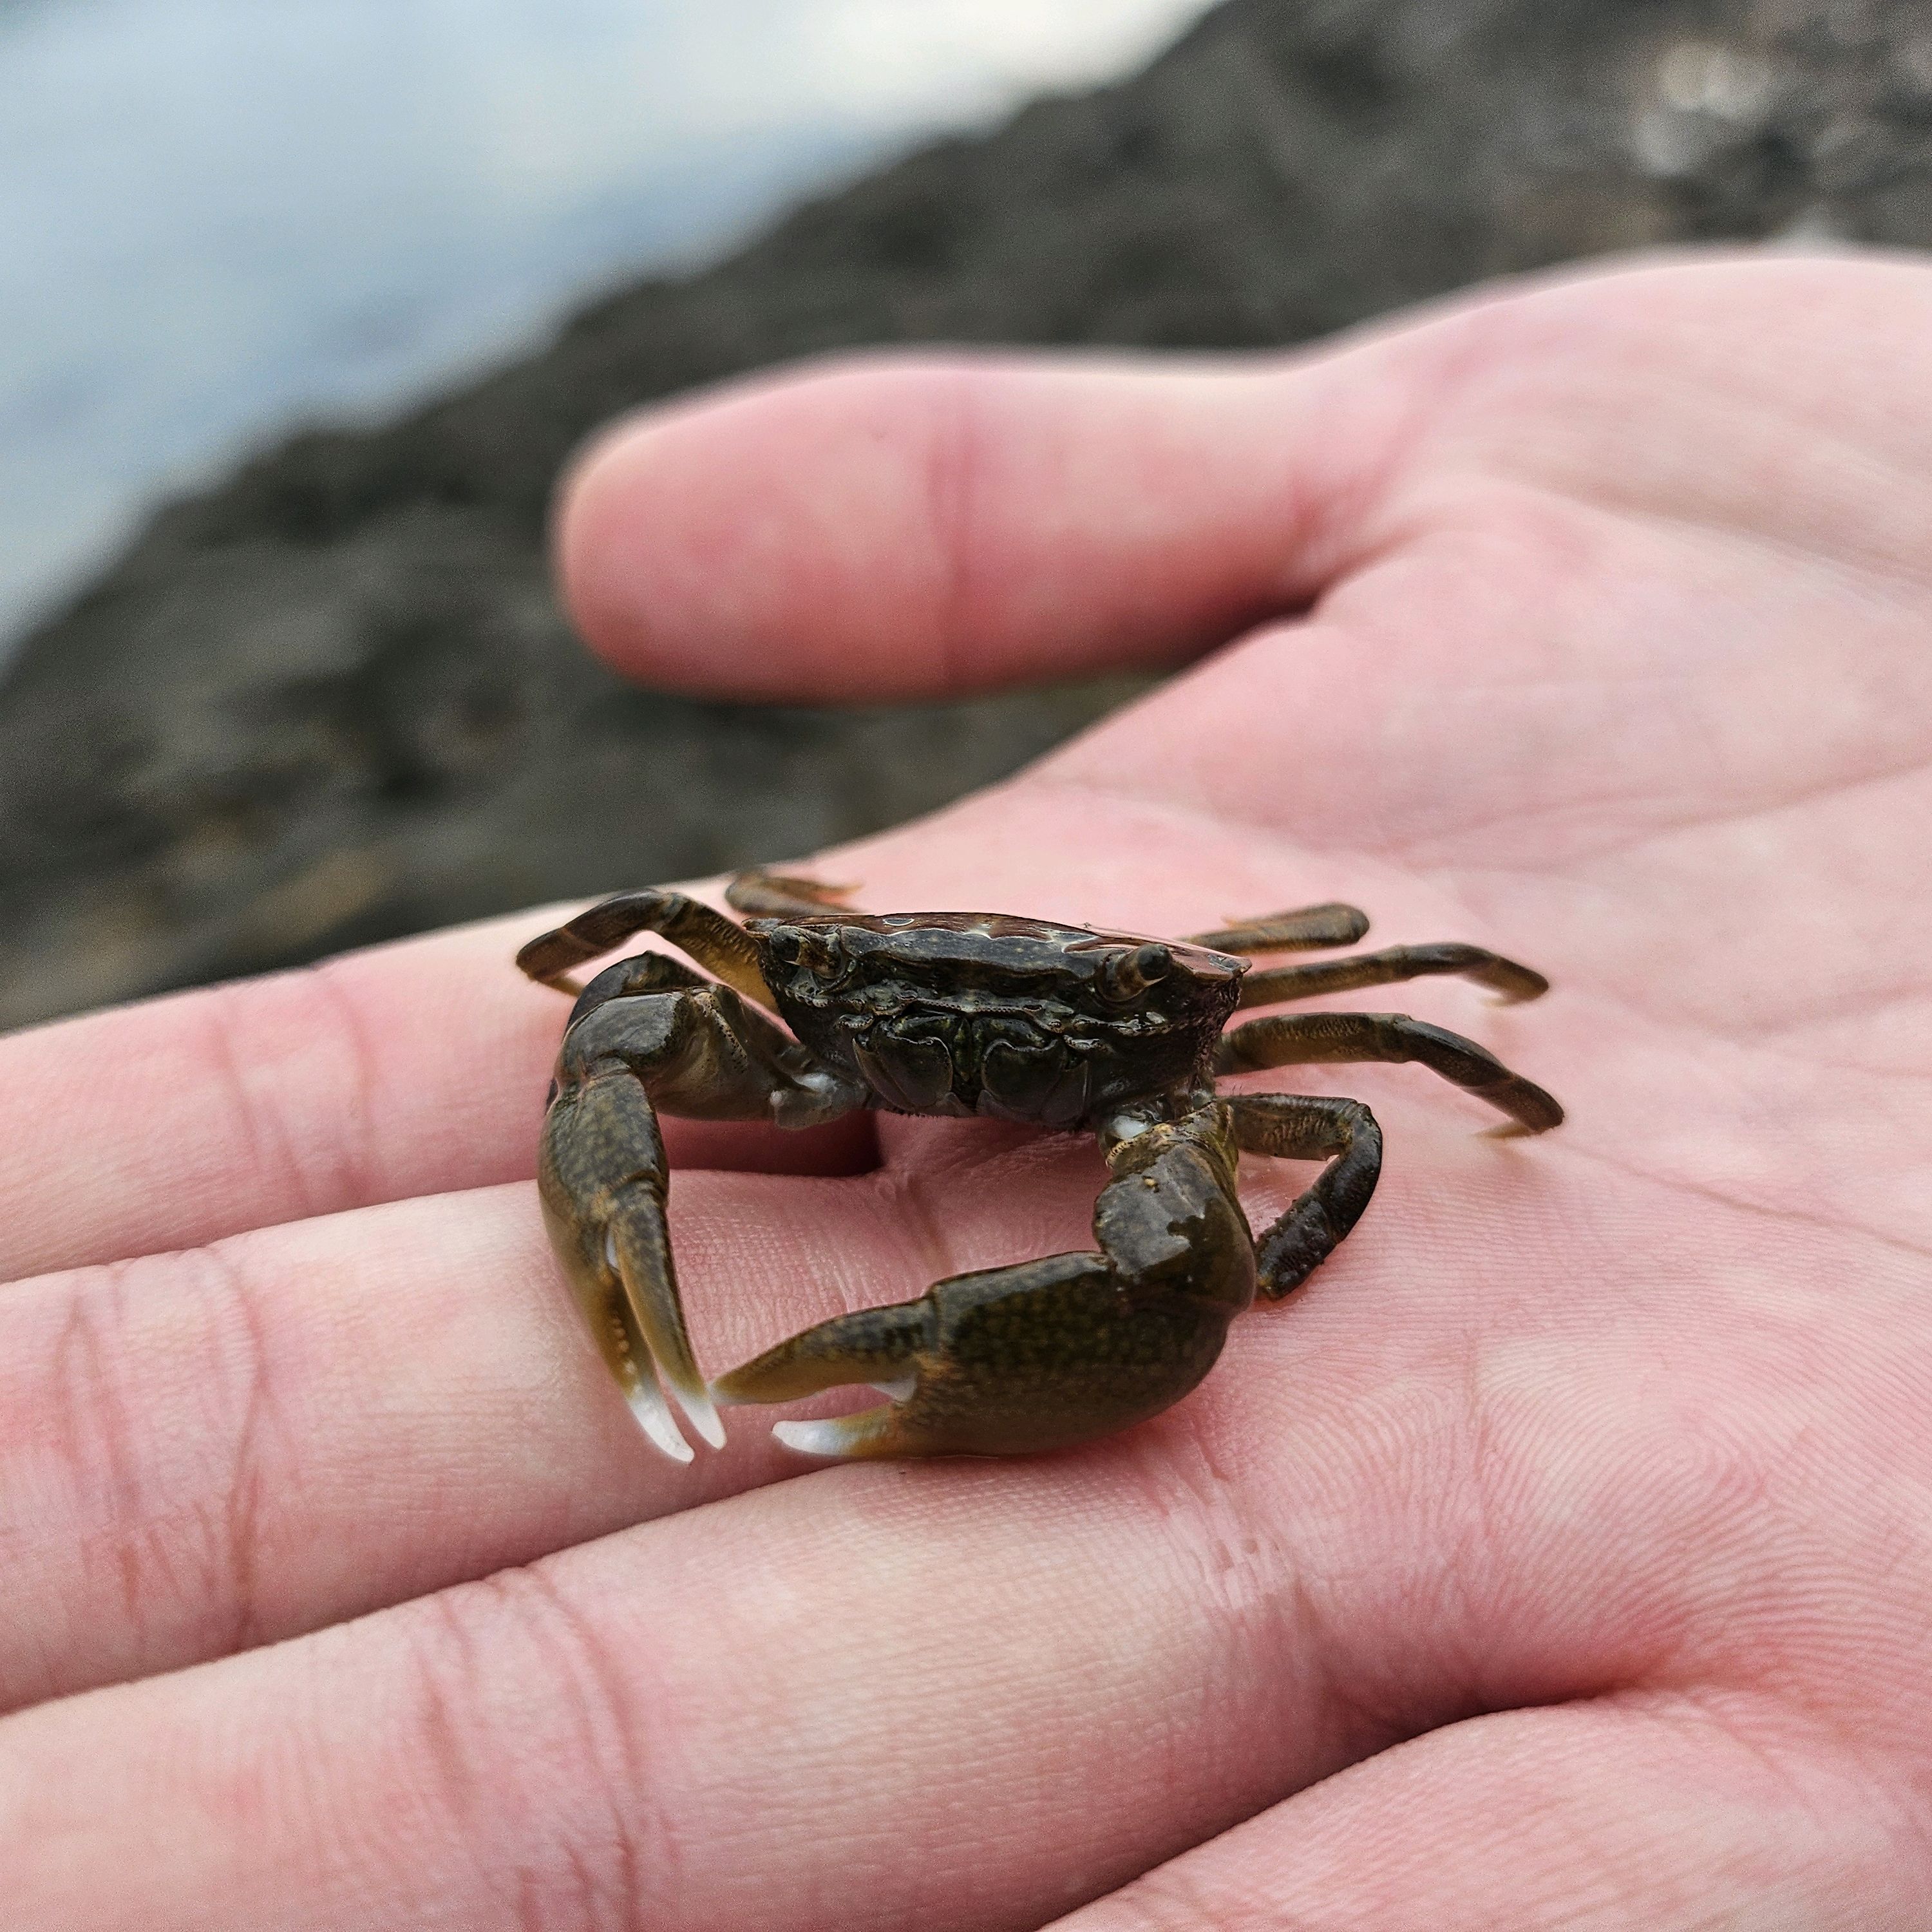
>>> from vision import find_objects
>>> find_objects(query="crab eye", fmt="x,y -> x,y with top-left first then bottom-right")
1099,943 -> 1171,1002
795,931 -> 847,978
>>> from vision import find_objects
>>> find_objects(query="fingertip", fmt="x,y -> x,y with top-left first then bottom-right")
556,357 -> 990,703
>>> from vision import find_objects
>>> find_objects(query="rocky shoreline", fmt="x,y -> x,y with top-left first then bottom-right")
4,0 -> 1929,1031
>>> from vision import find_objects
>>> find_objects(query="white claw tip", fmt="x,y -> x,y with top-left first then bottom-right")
672,1383 -> 727,1450
772,1419 -> 855,1459
627,1385 -> 694,1463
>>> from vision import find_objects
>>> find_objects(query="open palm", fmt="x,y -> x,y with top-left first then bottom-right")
3,253 -> 1927,1928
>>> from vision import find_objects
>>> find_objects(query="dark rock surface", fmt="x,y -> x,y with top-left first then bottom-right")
5,0 -> 1929,1030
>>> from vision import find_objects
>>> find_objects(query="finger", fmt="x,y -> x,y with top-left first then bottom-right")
0,1164 -> 1863,1929
0,1122 -> 1109,1710
0,905 -> 875,1284
0,1444 -> 1466,1931
1046,1696 -> 1917,1930
556,345 -> 1417,701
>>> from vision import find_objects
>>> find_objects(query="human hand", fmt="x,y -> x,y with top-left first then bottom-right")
2,251 -> 1928,1927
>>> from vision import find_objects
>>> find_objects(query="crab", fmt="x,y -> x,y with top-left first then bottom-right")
516,868 -> 1561,1463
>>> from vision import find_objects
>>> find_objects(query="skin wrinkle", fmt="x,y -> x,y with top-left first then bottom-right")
867,1119 -> 1077,1291
1554,1136 -> 1932,1271
0,905 -> 585,1284
409,1591 -> 502,1909
1291,278 -> 1558,594
921,363 -> 986,697
1396,261 -> 1932,592
1670,1490 -> 1932,1788
1524,427 -> 1932,607
1106,1421 -> 1322,1795
1063,1690 -> 1912,1932
1021,772 -> 1337,872
1764,1005 -> 1932,1072
505,1565 -> 657,1932
1050,690 -> 1932,880
1088,1458 -> 1364,1913
303,958 -> 384,1218
1442,1341 -> 1533,1708
189,963 -> 383,1228
1033,487 -> 1932,881
1323,1383 -> 1544,1743
1542,1720 -> 1706,1926
1433,402 -> 1932,609
13,1160 -> 1155,1713
193,982 -> 327,1226
7,1246 -> 281,1708
52,1264 -> 148,1640
1141,1363 -> 1520,1789
1494,976 -> 1926,1182
1561,971 -> 1932,1064
1395,750 -> 1932,875
1633,1687 -> 1898,1856
3,1191 -> 564,1706
1037,758 -> 1926,1222
205,1241 -> 278,1659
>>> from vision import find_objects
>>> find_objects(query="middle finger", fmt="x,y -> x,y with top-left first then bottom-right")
0,905 -> 875,1286
0,1127 -> 1117,1712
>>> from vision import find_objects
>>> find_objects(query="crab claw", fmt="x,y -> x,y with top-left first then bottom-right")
712,1105 -> 1255,1459
538,1062 -> 726,1461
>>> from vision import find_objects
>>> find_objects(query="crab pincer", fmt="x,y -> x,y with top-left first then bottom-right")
520,891 -> 866,1460
538,987 -> 728,1461
710,1102 -> 1256,1457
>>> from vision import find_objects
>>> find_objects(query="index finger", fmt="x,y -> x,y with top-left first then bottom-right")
0,907 -> 873,1283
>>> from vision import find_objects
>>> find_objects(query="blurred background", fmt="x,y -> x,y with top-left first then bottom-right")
3,0 -> 1929,1030
0,0 -> 1216,649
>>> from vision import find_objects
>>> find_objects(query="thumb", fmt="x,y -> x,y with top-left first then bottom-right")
552,344 -> 1419,703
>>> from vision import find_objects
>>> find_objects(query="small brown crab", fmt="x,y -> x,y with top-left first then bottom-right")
516,869 -> 1561,1463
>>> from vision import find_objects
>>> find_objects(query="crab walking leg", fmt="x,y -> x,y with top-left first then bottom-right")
1185,902 -> 1370,954
1217,1010 -> 1564,1133
723,866 -> 863,916
516,887 -> 774,1005
1236,941 -> 1550,1009
712,1103 -> 1257,1459
541,956 -> 864,1459
1224,1093 -> 1383,1298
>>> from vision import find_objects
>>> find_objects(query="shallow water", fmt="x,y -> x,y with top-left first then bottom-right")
0,0 -> 1211,654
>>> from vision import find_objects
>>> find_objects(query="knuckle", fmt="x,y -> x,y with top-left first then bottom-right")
1105,1866 -> 1267,1932
186,960 -> 381,1222
21,1243 -> 285,1694
404,1567 -> 668,1932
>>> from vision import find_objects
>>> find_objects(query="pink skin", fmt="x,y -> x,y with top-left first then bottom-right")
0,252 -> 1929,1928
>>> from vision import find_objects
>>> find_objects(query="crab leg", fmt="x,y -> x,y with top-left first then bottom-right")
1216,1010 -> 1563,1133
518,889 -> 773,1005
1224,1093 -> 1383,1298
540,954 -> 864,1459
723,867 -> 863,916
1186,902 -> 1370,953
712,1102 -> 1256,1459
1236,942 -> 1549,1010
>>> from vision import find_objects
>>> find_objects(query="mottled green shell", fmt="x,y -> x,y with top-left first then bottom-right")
745,911 -> 1245,1124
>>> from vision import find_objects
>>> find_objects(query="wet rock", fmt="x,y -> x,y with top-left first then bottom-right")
5,0 -> 1929,1029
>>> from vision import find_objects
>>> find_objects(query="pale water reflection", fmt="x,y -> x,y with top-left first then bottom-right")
0,0 -> 1213,651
